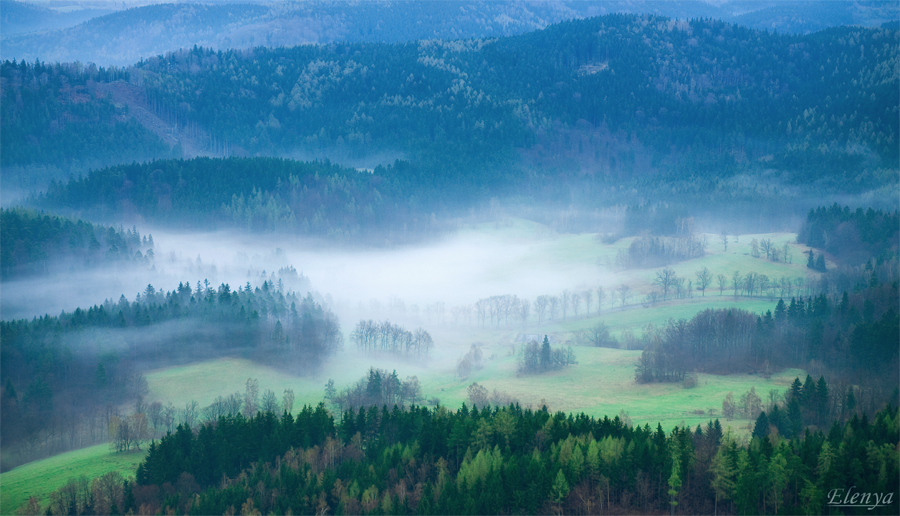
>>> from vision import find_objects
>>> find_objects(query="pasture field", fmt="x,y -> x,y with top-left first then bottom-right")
0,444 -> 145,515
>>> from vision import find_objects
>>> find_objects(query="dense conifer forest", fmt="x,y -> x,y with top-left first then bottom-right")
0,209 -> 152,279
35,400 -> 900,515
0,61 -> 172,170
36,157 -> 454,242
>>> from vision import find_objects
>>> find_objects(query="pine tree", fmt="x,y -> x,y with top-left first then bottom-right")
710,436 -> 736,516
540,335 -> 551,372
815,253 -> 827,272
668,453 -> 682,516
753,411 -> 770,439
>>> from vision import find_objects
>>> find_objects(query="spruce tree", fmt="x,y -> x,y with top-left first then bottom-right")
752,411 -> 770,439
540,335 -> 551,371
815,253 -> 826,272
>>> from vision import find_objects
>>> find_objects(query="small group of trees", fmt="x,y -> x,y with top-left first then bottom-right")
749,238 -> 792,263
350,320 -> 434,359
466,382 -> 519,409
806,250 -> 828,272
518,336 -> 576,375
577,321 -> 618,348
456,344 -> 484,380
325,368 -> 423,414
615,232 -> 707,269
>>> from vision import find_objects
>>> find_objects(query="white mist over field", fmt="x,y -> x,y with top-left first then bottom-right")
1,222 -> 610,324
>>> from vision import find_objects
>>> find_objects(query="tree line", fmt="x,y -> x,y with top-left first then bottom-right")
350,320 -> 434,360
36,400 -> 898,515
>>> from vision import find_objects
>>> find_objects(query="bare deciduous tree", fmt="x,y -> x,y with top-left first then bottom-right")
534,295 -> 550,324
654,267 -> 677,301
518,299 -> 530,329
617,284 -> 631,308
695,266 -> 713,296
281,389 -> 294,414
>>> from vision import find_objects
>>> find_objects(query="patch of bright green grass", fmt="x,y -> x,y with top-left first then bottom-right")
145,357 -> 337,408
0,444 -> 145,514
420,345 -> 801,435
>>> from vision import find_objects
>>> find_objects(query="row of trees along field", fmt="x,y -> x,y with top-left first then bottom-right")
37,157 -> 456,242
34,393 -> 898,515
0,60 -> 171,169
350,320 -> 434,359
0,280 -> 340,469
0,209 -> 154,279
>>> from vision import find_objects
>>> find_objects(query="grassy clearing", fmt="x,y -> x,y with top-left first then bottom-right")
0,444 -> 145,514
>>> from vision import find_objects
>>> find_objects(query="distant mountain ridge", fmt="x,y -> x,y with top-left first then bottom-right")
2,0 -> 897,67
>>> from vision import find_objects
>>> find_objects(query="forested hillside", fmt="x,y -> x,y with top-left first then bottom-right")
7,15 -> 898,180
0,209 -> 153,279
0,60 -> 175,188
37,157 -> 455,242
127,16 -> 898,178
10,15 -> 898,234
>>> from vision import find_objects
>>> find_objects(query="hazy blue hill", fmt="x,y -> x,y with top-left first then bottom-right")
0,0 -> 113,36
1,3 -> 270,65
3,1 -> 896,67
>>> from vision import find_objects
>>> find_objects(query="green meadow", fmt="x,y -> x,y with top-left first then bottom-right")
0,444 -> 145,515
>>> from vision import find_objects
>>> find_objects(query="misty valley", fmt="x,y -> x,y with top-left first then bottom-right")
1,1 -> 899,515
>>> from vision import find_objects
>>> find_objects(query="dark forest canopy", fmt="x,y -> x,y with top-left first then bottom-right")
36,156 -> 456,242
66,400 -> 899,516
0,60 -> 173,170
0,208 -> 153,279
